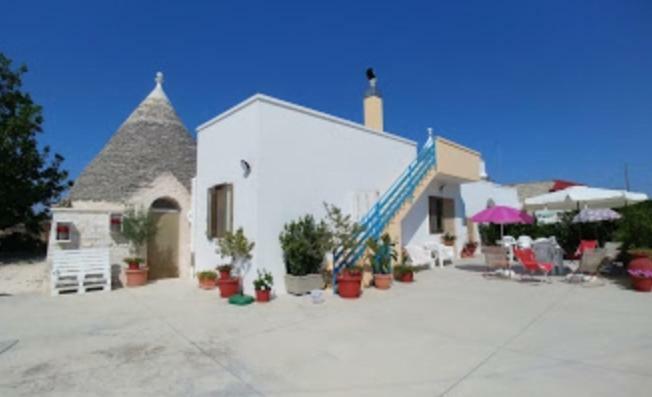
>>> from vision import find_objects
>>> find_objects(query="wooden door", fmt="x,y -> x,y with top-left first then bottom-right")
147,210 -> 179,279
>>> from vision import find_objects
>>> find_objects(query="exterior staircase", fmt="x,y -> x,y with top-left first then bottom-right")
332,136 -> 438,287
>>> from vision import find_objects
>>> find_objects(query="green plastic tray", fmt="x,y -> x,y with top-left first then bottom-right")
228,294 -> 254,306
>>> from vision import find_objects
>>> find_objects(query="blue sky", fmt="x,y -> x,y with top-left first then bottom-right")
3,0 -> 651,193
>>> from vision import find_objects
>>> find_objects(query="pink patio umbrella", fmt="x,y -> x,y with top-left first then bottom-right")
471,205 -> 534,238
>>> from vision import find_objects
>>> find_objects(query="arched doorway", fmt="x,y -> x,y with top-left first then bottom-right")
147,197 -> 180,279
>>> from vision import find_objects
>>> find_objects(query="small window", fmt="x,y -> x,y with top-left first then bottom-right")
110,213 -> 123,233
429,197 -> 444,234
55,222 -> 72,242
207,184 -> 233,239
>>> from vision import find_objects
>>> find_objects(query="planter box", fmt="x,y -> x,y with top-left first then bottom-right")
285,274 -> 324,295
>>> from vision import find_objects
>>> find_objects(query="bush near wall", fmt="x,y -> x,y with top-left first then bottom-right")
615,201 -> 652,252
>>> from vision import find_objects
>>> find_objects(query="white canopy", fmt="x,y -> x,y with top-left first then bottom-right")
524,186 -> 648,211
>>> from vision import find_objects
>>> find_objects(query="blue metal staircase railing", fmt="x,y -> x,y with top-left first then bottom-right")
332,138 -> 436,290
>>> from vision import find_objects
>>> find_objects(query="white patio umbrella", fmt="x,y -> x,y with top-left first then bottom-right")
572,208 -> 621,224
524,186 -> 647,211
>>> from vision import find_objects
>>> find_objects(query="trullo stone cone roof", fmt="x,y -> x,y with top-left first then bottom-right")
69,73 -> 196,202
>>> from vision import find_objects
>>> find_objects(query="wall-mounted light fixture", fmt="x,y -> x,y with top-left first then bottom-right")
240,159 -> 251,177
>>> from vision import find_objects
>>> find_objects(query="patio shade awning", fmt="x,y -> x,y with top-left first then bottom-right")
524,186 -> 648,211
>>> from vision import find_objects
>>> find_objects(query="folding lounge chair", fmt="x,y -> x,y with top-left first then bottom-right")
576,248 -> 608,276
603,242 -> 622,264
514,248 -> 553,282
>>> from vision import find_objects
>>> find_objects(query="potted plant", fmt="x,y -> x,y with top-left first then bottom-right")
394,263 -> 414,283
442,232 -> 456,247
121,208 -> 157,287
197,270 -> 218,289
337,265 -> 363,298
217,264 -> 232,280
628,249 -> 652,292
323,203 -> 372,292
461,241 -> 478,258
366,233 -> 396,290
124,257 -> 144,271
216,228 -> 255,298
253,269 -> 274,302
279,215 -> 330,295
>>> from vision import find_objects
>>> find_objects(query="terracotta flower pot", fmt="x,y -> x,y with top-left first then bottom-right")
125,267 -> 148,287
127,262 -> 140,270
337,272 -> 362,299
198,278 -> 217,290
631,277 -> 652,292
219,270 -> 231,280
217,277 -> 240,298
255,289 -> 271,302
628,254 -> 652,292
374,274 -> 392,289
395,272 -> 414,283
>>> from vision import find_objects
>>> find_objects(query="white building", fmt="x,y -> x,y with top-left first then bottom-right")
193,76 -> 487,294
49,70 -> 507,295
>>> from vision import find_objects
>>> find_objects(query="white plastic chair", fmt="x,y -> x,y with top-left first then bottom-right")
500,235 -> 517,247
498,235 -> 517,265
405,244 -> 435,268
517,235 -> 533,249
423,241 -> 454,268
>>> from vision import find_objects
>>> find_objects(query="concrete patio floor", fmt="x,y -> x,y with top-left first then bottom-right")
1,262 -> 651,396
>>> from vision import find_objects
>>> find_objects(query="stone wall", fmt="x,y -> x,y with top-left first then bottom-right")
47,171 -> 193,289
47,209 -> 130,287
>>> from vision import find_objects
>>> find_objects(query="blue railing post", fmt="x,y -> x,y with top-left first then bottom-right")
332,143 -> 436,294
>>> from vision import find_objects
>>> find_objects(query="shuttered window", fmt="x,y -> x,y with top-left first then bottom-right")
207,184 -> 233,239
429,196 -> 455,234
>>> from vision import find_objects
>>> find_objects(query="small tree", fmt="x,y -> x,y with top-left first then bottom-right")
121,208 -> 157,261
217,227 -> 255,263
323,203 -> 364,266
0,53 -> 71,237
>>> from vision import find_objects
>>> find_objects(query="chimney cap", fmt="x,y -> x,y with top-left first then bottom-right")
364,67 -> 382,98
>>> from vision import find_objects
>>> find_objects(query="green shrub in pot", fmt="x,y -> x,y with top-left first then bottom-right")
279,215 -> 331,294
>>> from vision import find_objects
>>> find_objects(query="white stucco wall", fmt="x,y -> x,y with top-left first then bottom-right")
195,95 -> 416,294
401,177 -> 468,256
194,100 -> 262,292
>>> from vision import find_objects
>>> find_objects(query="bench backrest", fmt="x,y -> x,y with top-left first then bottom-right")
52,248 -> 110,277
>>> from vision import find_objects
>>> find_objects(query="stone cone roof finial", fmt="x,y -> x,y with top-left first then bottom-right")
155,71 -> 163,86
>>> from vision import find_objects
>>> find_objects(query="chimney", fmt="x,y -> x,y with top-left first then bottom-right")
363,68 -> 384,131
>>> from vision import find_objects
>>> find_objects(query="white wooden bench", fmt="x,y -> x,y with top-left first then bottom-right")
51,248 -> 111,296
